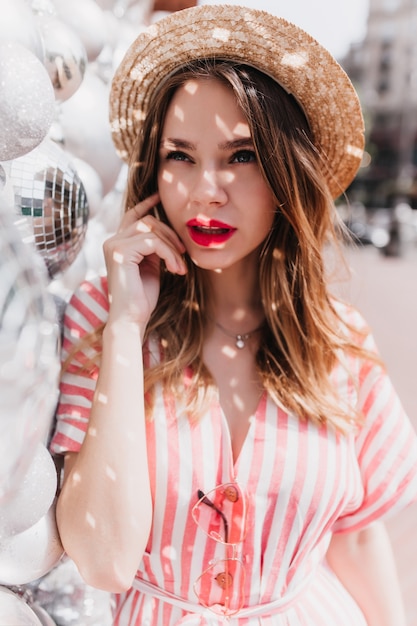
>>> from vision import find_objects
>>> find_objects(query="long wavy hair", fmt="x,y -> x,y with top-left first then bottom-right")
65,60 -> 374,430
110,58 -> 374,430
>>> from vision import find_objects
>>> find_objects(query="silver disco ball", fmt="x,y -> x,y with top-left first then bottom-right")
5,139 -> 89,278
0,173 -> 60,501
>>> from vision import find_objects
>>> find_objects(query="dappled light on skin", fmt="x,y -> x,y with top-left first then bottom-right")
232,393 -> 244,412
221,344 -> 238,359
115,353 -> 131,367
161,170 -> 173,184
86,512 -> 96,529
173,104 -> 184,123
97,392 -> 108,404
135,221 -> 152,234
71,471 -> 82,485
184,80 -> 198,96
215,115 -> 250,143
177,181 -> 187,196
234,122 -> 251,138
204,169 -> 235,186
112,251 -> 124,264
105,465 -> 117,482
229,377 -> 238,389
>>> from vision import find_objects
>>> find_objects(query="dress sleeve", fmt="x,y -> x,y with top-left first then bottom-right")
333,324 -> 417,534
49,275 -> 109,455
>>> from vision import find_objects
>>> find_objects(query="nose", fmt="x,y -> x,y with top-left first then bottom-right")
190,168 -> 229,206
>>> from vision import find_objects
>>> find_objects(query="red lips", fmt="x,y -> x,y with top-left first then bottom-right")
186,218 -> 236,247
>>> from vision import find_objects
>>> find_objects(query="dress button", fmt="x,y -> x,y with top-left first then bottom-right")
215,571 -> 233,589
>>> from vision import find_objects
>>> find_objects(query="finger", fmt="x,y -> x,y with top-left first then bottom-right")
105,227 -> 187,275
138,235 -> 187,275
135,216 -> 186,254
118,193 -> 160,231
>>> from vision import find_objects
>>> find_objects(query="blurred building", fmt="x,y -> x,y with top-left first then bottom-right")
342,0 -> 417,208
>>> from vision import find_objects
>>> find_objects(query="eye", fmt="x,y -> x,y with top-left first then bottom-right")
231,150 -> 257,164
166,150 -> 192,162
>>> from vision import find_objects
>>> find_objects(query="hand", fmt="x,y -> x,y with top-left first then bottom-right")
103,193 -> 187,329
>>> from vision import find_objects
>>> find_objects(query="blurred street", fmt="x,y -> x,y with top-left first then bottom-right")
331,243 -> 417,625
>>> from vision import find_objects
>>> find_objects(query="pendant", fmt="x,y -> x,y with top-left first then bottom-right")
235,335 -> 246,349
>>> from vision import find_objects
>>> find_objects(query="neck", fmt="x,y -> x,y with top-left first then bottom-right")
202,257 -> 264,330
205,255 -> 260,312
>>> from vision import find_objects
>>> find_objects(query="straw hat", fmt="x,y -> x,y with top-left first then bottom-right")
109,4 -> 364,199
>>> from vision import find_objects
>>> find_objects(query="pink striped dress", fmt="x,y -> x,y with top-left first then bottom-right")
50,275 -> 417,626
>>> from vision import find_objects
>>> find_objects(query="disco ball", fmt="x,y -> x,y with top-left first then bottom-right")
5,139 -> 89,278
0,169 -> 60,499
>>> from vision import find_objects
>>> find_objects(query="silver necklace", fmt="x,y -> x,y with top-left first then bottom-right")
213,319 -> 263,349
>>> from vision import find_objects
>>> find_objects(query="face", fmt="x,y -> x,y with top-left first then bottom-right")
157,77 -> 276,273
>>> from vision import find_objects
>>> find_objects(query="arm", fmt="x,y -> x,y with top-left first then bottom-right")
326,522 -> 407,626
56,195 -> 187,592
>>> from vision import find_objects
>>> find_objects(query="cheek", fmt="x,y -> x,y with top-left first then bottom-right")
158,168 -> 189,206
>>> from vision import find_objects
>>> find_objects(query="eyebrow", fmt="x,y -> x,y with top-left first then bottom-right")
160,137 -> 254,151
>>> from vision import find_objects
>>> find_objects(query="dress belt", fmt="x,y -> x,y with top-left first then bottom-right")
131,572 -> 314,623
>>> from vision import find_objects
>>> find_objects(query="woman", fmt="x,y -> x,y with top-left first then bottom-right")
51,5 -> 417,625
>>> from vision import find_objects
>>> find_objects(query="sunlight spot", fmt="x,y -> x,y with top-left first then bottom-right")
233,309 -> 245,322
184,300 -> 199,312
136,221 -> 152,233
113,251 -> 124,264
108,293 -> 113,303
162,545 -> 177,560
70,328 -> 81,339
271,302 -> 278,312
233,122 -> 250,137
213,268 -> 223,274
116,354 -> 130,367
177,181 -> 187,195
220,170 -> 235,184
281,52 -> 308,68
185,81 -> 198,95
72,471 -> 81,485
105,465 -> 116,482
212,27 -> 231,42
161,337 -> 168,348
215,114 -> 233,140
86,512 -> 96,529
346,144 -> 363,159
222,345 -> 237,358
97,392 -> 108,404
272,248 -> 284,261
88,427 -> 97,437
229,377 -> 238,388
162,170 -> 173,183
195,213 -> 210,226
232,393 -> 244,411
70,409 -> 82,418
174,104 -> 184,122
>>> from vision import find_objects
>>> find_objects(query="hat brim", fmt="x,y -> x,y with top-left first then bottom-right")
109,4 -> 364,199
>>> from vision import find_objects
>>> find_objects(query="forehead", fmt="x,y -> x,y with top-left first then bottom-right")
163,77 -> 251,139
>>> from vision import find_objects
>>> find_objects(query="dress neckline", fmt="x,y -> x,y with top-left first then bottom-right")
216,390 -> 267,471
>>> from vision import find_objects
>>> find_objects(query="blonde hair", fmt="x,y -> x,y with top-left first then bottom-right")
69,60 -> 376,430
